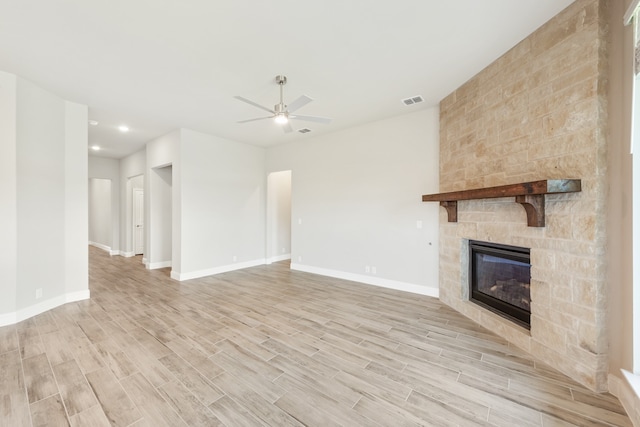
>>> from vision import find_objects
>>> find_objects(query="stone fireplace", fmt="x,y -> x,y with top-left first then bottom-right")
435,0 -> 609,392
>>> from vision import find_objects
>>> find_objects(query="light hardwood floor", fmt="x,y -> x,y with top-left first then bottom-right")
0,246 -> 632,426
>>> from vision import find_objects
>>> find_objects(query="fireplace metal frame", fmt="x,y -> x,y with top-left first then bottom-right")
468,240 -> 531,329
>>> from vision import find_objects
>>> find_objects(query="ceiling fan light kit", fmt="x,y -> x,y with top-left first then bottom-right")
274,113 -> 288,124
235,75 -> 332,133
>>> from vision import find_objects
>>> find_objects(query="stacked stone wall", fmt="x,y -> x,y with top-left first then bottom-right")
438,0 -> 609,391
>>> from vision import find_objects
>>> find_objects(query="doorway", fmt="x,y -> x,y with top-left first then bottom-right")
125,174 -> 145,258
266,170 -> 292,264
148,165 -> 172,269
133,188 -> 144,255
88,178 -> 112,253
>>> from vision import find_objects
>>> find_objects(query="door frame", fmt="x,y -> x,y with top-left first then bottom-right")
133,187 -> 144,255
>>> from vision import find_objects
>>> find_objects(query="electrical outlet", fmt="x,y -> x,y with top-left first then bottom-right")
298,255 -> 302,262
365,265 -> 370,273
35,288 -> 43,299
371,266 -> 377,275
298,218 -> 302,225
282,248 -> 286,253
416,220 -> 423,229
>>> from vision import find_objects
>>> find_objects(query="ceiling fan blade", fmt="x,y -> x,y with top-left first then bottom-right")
287,95 -> 313,113
237,116 -> 273,123
283,122 -> 294,133
290,114 -> 332,124
234,96 -> 275,114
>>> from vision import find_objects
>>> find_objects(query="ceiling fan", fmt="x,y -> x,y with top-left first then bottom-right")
235,75 -> 332,133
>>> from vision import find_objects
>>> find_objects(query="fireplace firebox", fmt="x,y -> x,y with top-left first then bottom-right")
469,240 -> 531,328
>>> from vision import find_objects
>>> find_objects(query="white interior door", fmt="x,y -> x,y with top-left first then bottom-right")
133,188 -> 144,255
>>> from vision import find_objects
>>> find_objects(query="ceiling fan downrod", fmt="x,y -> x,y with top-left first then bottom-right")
275,75 -> 288,120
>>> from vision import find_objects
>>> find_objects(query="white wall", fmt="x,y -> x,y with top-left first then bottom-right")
88,178 -> 112,249
16,76 -> 67,308
175,128 -> 266,280
63,101 -> 89,297
121,148 -> 146,180
0,71 -> 18,317
88,156 -> 120,253
266,107 -> 440,296
0,71 -> 88,325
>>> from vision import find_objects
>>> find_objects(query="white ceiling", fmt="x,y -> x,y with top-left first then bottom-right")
0,0 -> 574,159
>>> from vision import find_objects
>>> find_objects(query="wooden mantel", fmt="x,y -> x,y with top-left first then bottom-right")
422,179 -> 581,227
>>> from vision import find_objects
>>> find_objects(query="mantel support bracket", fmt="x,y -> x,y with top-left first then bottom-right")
515,194 -> 545,227
440,201 -> 458,223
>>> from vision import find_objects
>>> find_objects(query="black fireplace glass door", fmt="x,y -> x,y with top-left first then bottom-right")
473,253 -> 530,310
469,241 -> 531,327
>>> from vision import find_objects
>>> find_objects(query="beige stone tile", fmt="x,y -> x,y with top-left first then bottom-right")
69,336 -> 105,374
52,359 -> 97,416
208,395 -> 264,427
157,380 -> 223,426
85,367 -> 142,426
163,337 -> 224,380
211,350 -> 285,403
275,374 -> 378,426
23,353 -> 58,404
69,404 -> 111,427
356,393 -> 453,427
30,394 -> 69,427
0,325 -> 18,355
211,372 -> 303,427
92,338 -> 138,380
158,352 -> 223,406
40,331 -> 76,367
120,372 -> 188,427
0,350 -> 24,392
16,320 -> 44,360
0,391 -> 31,427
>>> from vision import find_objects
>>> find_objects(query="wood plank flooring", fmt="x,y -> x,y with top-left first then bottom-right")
0,246 -> 632,426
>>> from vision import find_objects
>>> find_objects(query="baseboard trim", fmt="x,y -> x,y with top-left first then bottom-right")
611,371 -> 640,426
290,263 -> 439,298
89,241 -> 115,255
120,251 -> 135,258
266,254 -> 291,264
147,261 -> 172,270
0,289 -> 91,327
173,258 -> 267,281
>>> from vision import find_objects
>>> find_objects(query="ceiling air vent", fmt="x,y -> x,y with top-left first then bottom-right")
298,128 -> 312,134
402,95 -> 424,106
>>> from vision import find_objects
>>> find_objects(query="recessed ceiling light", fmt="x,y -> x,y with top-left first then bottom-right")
88,120 -> 99,126
91,145 -> 100,151
118,125 -> 129,132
